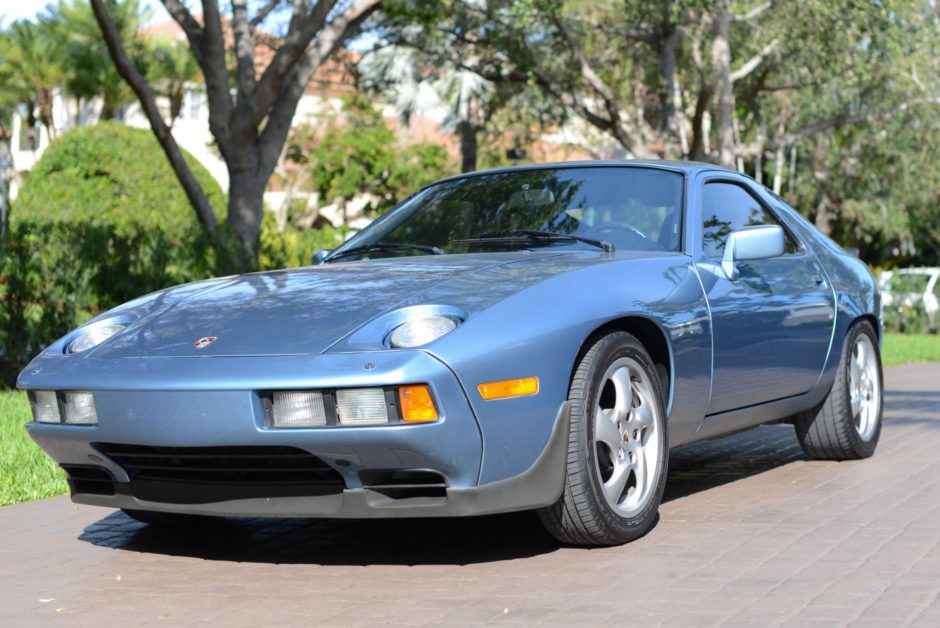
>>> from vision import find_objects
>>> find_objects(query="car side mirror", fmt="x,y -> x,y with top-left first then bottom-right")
311,249 -> 333,265
721,225 -> 785,280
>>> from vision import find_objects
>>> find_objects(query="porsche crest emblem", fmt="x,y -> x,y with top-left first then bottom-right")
193,336 -> 218,349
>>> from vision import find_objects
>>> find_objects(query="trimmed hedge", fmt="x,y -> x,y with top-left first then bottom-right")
0,122 -> 226,386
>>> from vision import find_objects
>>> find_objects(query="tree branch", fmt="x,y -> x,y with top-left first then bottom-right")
740,97 -> 940,157
161,0 -> 234,154
249,0 -> 338,125
160,0 -> 203,42
232,0 -> 257,97
730,38 -> 779,83
91,0 -> 218,237
552,16 -> 651,156
251,0 -> 284,28
257,0 -> 381,177
567,15 -> 656,45
732,1 -> 771,22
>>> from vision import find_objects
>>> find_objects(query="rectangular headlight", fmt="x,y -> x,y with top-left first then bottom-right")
271,391 -> 327,428
30,391 -> 61,424
63,392 -> 98,425
335,388 -> 388,426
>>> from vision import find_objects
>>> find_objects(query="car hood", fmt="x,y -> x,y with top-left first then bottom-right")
90,252 -> 615,358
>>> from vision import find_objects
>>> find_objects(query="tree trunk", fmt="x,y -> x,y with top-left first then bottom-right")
91,0 -> 218,244
25,101 -> 39,151
689,86 -> 710,161
711,1 -> 736,169
227,152 -> 266,269
37,90 -> 56,142
772,142 -> 785,194
458,121 -> 478,173
787,145 -> 797,194
811,137 -> 832,234
658,1 -> 687,156
169,86 -> 183,129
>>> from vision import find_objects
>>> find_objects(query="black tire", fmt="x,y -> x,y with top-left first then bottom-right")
537,331 -> 668,546
795,320 -> 883,460
121,508 -> 219,527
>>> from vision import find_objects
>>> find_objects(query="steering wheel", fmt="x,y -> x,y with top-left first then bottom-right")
585,220 -> 655,242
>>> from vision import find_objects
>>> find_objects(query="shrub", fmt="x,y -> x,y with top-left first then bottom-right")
259,211 -> 344,269
883,300 -> 932,335
0,122 -> 225,387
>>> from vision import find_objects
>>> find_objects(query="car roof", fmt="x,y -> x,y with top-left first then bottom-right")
434,159 -> 735,185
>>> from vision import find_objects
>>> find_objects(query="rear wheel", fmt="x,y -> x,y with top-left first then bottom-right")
795,320 -> 883,460
538,331 -> 668,546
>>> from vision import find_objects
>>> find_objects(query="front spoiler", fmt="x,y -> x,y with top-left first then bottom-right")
70,403 -> 571,519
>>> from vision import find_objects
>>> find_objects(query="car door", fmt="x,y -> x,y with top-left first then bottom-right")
695,178 -> 835,415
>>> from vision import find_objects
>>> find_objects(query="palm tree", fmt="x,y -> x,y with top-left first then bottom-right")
0,20 -> 66,143
44,0 -> 144,120
358,45 -> 493,172
146,38 -> 200,129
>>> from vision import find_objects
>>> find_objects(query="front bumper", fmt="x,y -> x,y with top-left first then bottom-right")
22,351 -> 569,518
54,403 -> 569,518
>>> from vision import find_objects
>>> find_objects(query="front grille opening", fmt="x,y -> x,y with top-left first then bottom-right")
94,444 -> 346,504
359,469 -> 447,500
61,465 -> 116,496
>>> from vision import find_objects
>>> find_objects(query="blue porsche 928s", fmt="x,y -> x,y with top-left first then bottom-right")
18,161 -> 883,546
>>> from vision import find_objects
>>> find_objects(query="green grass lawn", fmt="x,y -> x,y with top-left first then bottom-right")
882,333 -> 940,367
0,332 -> 937,507
0,392 -> 68,506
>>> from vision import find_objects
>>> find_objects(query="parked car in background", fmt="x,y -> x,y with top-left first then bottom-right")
19,161 -> 883,546
880,267 -> 940,331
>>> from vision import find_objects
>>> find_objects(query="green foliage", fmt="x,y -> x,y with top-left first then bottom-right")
259,212 -> 343,269
0,122 -> 226,387
44,0 -> 147,118
310,95 -> 454,216
883,301 -> 933,336
0,18 -> 66,137
0,391 -> 67,506
146,37 -> 200,126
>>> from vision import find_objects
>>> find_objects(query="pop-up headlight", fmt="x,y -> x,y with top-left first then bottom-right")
67,323 -> 127,354
387,316 -> 459,349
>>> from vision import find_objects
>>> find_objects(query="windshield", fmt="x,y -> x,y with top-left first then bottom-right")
326,167 -> 683,262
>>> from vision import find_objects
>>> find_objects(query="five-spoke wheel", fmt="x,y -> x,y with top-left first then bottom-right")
796,320 -> 883,460
592,358 -> 662,518
538,331 -> 667,546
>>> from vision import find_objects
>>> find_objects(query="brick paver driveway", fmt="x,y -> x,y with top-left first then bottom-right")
2,363 -> 938,626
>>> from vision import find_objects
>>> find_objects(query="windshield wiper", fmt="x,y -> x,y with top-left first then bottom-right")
326,242 -> 445,262
453,230 -> 614,253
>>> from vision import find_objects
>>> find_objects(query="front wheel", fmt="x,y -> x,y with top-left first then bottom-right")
795,320 -> 883,460
538,331 -> 668,546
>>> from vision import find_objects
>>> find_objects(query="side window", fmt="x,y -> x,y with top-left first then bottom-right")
701,182 -> 798,258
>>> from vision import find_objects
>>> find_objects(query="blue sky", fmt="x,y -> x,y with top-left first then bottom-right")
0,1 -> 169,27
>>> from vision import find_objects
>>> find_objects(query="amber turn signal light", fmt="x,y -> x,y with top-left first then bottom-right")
477,377 -> 539,400
399,385 -> 439,423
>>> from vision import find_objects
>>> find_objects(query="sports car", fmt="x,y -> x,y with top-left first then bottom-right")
18,161 -> 883,546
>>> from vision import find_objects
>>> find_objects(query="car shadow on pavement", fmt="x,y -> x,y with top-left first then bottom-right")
78,508 -> 564,565
75,425 -> 819,564
662,423 -> 810,503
